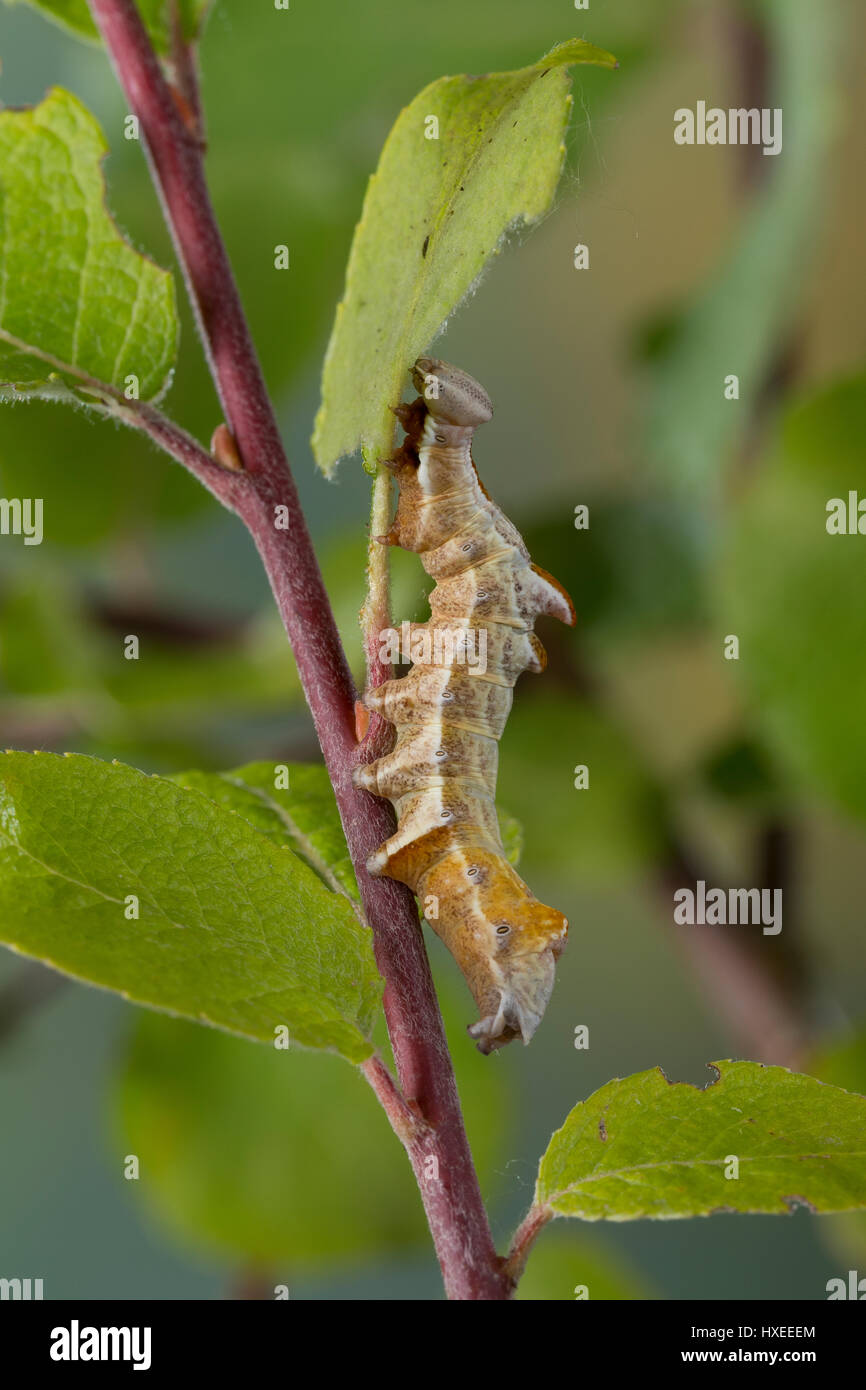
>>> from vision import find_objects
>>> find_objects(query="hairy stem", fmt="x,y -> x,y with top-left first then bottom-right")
358,456 -> 397,768
503,1203 -> 552,1288
88,0 -> 509,1299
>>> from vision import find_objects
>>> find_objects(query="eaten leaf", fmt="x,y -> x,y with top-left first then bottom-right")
536,1061 -> 866,1221
312,38 -> 617,475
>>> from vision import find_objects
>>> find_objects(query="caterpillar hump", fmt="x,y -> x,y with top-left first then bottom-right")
353,357 -> 575,1052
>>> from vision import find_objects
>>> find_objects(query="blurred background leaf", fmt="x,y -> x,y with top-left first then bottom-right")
516,1226 -> 653,1300
313,38 -> 617,474
113,979 -> 510,1270
498,692 -> 664,881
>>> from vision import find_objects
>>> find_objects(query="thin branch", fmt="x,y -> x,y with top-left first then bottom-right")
362,463 -> 395,694
88,0 -> 509,1300
361,1054 -> 428,1147
168,0 -> 205,146
0,316 -> 244,503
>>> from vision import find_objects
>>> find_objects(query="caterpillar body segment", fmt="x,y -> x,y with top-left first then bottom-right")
353,357 -> 575,1053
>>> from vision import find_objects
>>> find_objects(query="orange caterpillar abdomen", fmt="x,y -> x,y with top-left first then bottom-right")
353,357 -> 575,1053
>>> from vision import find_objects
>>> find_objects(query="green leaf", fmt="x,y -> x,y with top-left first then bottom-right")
173,762 -> 361,903
721,375 -> 866,822
536,1061 -> 866,1221
312,37 -> 617,475
4,0 -> 212,51
0,88 -> 177,404
0,751 -> 382,1061
499,806 -> 523,868
113,975 -> 511,1266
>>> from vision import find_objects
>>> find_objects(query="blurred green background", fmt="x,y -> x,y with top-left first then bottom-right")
1,0 -> 865,1299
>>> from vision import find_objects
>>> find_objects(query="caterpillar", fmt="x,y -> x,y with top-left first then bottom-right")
353,357 -> 575,1053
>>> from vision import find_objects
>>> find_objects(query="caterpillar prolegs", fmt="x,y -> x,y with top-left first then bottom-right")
353,358 -> 575,1054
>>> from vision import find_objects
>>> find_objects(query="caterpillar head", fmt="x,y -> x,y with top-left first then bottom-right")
422,850 -> 568,1054
469,897 -> 568,1055
412,357 -> 494,429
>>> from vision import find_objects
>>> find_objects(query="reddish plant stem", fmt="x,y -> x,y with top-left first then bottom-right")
503,1203 -> 552,1288
88,0 -> 509,1299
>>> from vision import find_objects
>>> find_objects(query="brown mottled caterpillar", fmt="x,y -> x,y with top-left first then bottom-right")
353,357 -> 575,1053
